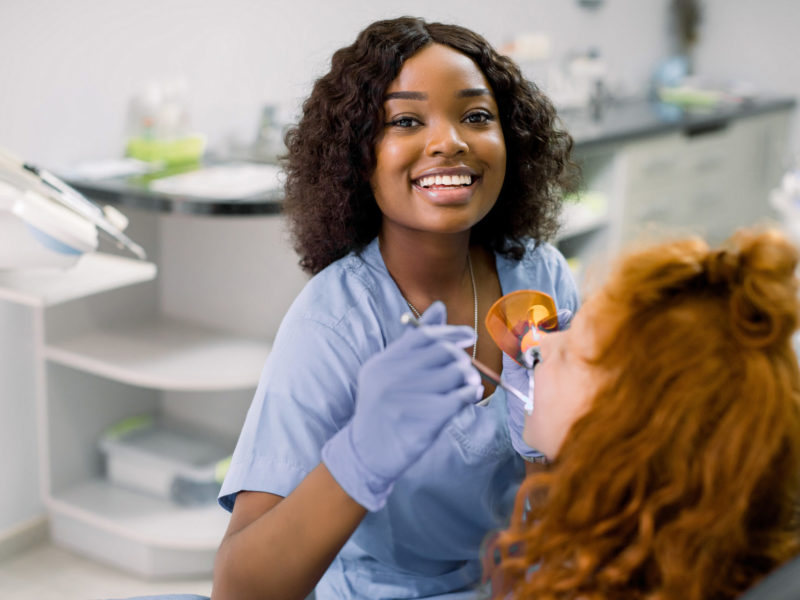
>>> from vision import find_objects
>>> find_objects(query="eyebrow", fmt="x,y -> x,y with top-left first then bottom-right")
457,88 -> 491,98
384,88 -> 492,101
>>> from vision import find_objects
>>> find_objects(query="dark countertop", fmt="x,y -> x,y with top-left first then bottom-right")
563,96 -> 796,151
66,166 -> 285,216
67,97 -> 796,216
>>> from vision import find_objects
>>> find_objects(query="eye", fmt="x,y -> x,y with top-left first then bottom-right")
387,116 -> 422,128
464,110 -> 494,125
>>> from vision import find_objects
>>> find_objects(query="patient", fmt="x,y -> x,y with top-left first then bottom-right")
486,227 -> 800,600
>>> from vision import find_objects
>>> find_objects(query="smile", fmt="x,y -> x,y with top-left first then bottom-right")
413,174 -> 475,189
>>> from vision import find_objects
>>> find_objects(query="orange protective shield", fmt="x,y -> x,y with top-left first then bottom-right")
485,290 -> 558,365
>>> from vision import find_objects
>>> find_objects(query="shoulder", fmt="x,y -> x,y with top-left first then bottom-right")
520,238 -> 568,269
273,240 -> 404,362
290,250 -> 381,327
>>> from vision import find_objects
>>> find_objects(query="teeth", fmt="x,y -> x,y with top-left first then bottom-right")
416,174 -> 473,188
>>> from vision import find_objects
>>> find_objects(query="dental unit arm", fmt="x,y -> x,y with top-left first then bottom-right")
0,147 -> 145,270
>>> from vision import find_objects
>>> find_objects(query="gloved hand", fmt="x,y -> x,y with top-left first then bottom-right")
322,301 -> 482,511
503,308 -> 572,460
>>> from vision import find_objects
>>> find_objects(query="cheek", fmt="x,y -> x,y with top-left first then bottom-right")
482,135 -> 506,174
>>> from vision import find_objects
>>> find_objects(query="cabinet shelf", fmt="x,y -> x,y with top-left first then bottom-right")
0,253 -> 156,307
45,318 -> 271,391
49,479 -> 228,577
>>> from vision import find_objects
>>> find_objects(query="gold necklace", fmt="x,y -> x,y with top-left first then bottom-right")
404,253 -> 478,360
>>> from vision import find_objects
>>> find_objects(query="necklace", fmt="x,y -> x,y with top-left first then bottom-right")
405,253 -> 478,360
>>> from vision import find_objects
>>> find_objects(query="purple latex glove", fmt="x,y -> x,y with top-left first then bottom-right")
322,301 -> 482,511
502,308 -> 573,460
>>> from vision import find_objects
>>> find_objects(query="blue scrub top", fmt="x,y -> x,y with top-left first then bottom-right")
219,237 -> 579,599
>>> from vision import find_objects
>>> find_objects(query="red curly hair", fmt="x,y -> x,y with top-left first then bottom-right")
486,228 -> 800,599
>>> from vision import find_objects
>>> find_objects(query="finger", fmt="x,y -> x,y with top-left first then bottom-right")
401,326 -> 476,359
442,384 -> 485,406
397,364 -> 472,395
400,345 -> 476,389
556,308 -> 573,330
419,300 -> 447,326
414,324 -> 476,348
537,308 -> 573,332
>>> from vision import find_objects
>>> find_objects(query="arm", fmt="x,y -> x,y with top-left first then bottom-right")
211,464 -> 366,600
212,301 -> 480,599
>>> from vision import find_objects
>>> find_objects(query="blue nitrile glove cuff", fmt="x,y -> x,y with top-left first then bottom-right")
322,423 -> 394,512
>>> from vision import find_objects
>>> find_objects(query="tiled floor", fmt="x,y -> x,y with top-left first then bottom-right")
0,543 -> 212,600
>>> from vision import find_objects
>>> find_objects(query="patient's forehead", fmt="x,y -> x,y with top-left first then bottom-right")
568,298 -> 609,361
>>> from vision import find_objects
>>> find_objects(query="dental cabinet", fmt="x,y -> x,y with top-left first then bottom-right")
1,96 -> 794,579
556,97 -> 795,279
0,183 -> 308,577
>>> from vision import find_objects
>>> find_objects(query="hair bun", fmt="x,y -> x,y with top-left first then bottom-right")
707,229 -> 800,349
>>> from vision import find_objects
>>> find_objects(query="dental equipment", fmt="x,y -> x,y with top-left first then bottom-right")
400,312 -> 531,409
0,146 -> 146,270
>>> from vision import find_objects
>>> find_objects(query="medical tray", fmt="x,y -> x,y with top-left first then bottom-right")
99,415 -> 233,506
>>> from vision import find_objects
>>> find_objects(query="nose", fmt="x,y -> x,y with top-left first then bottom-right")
425,120 -> 468,157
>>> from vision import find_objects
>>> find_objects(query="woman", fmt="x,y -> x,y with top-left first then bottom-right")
211,15 -> 577,600
487,227 -> 800,600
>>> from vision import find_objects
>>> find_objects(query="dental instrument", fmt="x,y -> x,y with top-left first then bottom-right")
0,146 -> 146,270
400,312 -> 531,409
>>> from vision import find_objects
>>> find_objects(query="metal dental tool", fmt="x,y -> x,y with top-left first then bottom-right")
400,312 -> 531,409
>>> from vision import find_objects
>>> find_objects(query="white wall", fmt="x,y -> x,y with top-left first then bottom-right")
694,0 -> 800,161
0,0 -> 675,168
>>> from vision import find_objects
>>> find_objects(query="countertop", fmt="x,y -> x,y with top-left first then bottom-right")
562,95 -> 796,151
66,96 -> 796,216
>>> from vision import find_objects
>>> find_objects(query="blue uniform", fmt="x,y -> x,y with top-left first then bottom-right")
219,237 -> 579,599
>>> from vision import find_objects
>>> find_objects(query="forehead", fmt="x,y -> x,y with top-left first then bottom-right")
558,302 -> 593,355
386,43 -> 492,94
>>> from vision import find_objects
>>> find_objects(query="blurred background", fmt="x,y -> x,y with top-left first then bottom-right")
1,1 -> 799,598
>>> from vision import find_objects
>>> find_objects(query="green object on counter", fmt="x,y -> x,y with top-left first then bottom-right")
657,86 -> 722,109
214,455 -> 232,484
125,134 -> 206,166
103,414 -> 154,440
564,190 -> 608,211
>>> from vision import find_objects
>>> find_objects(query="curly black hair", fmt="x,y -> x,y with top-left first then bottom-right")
283,16 -> 576,275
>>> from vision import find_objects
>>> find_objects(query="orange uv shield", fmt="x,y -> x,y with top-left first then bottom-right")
485,289 -> 559,366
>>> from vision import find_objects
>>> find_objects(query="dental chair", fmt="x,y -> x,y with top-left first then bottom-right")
738,553 -> 800,599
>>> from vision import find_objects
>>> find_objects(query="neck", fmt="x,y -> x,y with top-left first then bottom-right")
378,229 -> 472,312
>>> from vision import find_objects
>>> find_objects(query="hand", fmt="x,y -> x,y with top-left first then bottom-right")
503,308 -> 572,459
322,301 -> 482,511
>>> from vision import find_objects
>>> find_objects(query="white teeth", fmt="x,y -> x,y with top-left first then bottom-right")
416,174 -> 473,188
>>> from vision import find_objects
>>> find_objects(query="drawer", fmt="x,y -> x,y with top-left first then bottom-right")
622,133 -> 684,190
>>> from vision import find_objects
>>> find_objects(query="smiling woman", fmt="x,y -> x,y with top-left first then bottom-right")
202,16 -> 579,600
371,43 -> 507,240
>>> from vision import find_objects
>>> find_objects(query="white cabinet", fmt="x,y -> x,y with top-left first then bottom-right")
560,107 -> 795,288
0,217 -> 303,578
618,110 -> 793,245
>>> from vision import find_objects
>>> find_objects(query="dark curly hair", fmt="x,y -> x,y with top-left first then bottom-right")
283,16 -> 576,274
